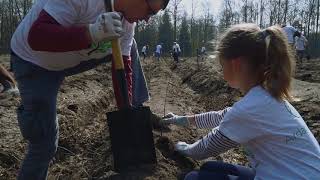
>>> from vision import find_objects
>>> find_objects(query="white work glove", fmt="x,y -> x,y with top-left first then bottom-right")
89,12 -> 123,43
162,112 -> 190,127
175,141 -> 193,157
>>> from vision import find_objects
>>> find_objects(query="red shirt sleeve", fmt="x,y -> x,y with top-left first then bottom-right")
28,10 -> 92,52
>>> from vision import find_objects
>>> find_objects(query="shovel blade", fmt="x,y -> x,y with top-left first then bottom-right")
107,106 -> 157,172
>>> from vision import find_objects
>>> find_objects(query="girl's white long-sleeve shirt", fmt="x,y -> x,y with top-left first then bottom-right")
182,86 -> 320,180
180,107 -> 239,160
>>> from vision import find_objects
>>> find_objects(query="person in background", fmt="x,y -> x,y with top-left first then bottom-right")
200,46 -> 206,60
172,41 -> 181,63
295,31 -> 308,63
155,43 -> 162,61
141,44 -> 147,60
10,0 -> 169,179
0,64 -> 18,94
281,24 -> 298,48
162,24 -> 320,180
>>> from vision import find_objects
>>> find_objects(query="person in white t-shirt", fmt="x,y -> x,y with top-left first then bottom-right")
282,24 -> 298,47
155,43 -> 162,61
295,32 -> 308,63
201,46 -> 206,54
200,46 -> 206,60
9,0 -> 169,179
162,24 -> 320,180
141,45 -> 147,60
172,42 -> 181,63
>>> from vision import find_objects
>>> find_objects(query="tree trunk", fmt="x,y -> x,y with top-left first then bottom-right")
15,0 -> 22,21
260,0 -> 264,28
174,5 -> 177,41
316,0 -> 320,35
172,0 -> 182,42
283,0 -> 288,24
191,0 -> 195,56
307,0 -> 316,38
244,0 -> 248,22
277,0 -> 281,24
23,0 -> 27,16
0,2 -> 3,50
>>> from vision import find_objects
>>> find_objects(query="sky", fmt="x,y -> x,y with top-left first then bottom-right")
179,0 -> 223,17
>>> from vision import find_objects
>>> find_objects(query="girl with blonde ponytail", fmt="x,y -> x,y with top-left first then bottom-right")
162,23 -> 320,180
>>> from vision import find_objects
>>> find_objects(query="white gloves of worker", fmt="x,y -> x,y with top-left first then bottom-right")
162,113 -> 198,157
84,14 -> 136,60
175,141 -> 197,157
89,12 -> 123,43
162,112 -> 190,127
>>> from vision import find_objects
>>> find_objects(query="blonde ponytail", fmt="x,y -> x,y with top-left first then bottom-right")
261,26 -> 295,100
217,24 -> 295,101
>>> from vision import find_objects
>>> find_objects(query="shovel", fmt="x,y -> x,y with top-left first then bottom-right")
104,0 -> 157,172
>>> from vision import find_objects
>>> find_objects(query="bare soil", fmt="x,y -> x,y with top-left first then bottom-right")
0,53 -> 319,179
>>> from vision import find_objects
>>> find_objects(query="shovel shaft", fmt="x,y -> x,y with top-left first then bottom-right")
104,0 -> 114,12
104,0 -> 124,71
115,69 -> 130,107
104,0 -> 129,108
112,39 -> 125,70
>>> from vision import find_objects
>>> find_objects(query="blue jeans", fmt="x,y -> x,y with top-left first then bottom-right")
184,161 -> 255,180
155,52 -> 161,60
11,52 -> 108,180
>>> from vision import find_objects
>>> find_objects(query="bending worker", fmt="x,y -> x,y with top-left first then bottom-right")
10,0 -> 169,179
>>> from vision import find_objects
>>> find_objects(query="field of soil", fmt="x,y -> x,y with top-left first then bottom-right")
0,52 -> 319,179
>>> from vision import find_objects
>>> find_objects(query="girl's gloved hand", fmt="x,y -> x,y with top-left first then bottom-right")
162,112 -> 190,127
175,141 -> 192,156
